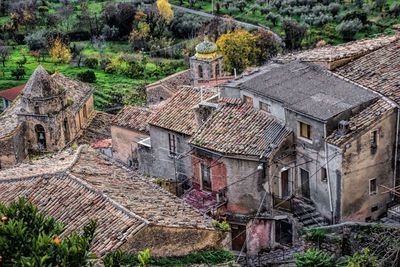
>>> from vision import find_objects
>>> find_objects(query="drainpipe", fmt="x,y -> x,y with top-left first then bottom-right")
324,124 -> 334,224
393,109 -> 400,200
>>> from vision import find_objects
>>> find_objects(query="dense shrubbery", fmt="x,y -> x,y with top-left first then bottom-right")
0,198 -> 97,266
104,248 -> 234,267
77,70 -> 96,83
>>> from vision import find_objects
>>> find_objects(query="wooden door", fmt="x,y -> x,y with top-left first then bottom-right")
300,168 -> 310,199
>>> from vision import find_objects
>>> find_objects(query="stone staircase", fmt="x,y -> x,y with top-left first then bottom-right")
292,198 -> 329,228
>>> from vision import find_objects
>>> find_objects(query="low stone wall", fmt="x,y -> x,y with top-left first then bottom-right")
122,225 -> 229,257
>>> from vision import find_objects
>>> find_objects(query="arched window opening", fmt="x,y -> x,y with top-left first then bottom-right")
198,65 -> 203,79
83,104 -> 87,119
35,124 -> 47,151
216,63 -> 220,77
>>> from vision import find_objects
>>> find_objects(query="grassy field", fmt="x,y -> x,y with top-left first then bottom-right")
0,45 -> 181,110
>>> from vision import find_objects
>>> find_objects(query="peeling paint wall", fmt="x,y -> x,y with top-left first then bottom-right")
246,219 -> 273,255
340,111 -> 396,221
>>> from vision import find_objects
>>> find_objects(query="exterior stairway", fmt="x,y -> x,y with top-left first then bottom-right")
292,198 -> 329,228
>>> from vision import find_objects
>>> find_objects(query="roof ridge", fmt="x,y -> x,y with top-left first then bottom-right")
65,171 -> 149,224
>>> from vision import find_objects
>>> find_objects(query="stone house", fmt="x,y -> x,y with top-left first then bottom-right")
0,66 -> 95,169
0,84 -> 25,111
111,105 -> 160,168
139,87 -> 218,186
145,70 -> 191,105
187,98 -> 294,254
0,146 -> 228,258
219,60 -> 395,224
281,29 -> 400,221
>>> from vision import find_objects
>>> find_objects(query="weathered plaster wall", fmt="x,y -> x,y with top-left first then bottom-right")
111,125 -> 149,166
143,126 -> 192,181
224,158 -> 265,215
0,124 -> 27,169
190,56 -> 224,85
122,225 -> 228,257
340,111 -> 396,221
246,219 -> 273,255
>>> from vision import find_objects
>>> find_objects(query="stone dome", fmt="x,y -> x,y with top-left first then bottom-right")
195,39 -> 219,59
195,40 -> 218,54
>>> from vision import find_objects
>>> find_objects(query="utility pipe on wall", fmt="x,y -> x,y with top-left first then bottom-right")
324,124 -> 334,224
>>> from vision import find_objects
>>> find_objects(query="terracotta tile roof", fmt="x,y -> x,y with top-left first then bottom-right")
190,100 -> 292,157
91,139 -> 112,149
78,112 -> 114,145
0,84 -> 25,101
148,87 -> 218,135
52,73 -> 94,112
326,99 -> 396,146
0,148 -> 78,179
70,149 -> 214,229
146,69 -> 191,94
282,35 -> 397,62
0,146 -> 215,256
334,40 -> 400,104
0,174 -> 146,257
112,105 -> 163,134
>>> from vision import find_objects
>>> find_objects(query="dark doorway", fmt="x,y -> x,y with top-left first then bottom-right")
281,169 -> 289,197
300,168 -> 310,199
231,224 -> 247,252
35,124 -> 47,151
275,219 -> 292,246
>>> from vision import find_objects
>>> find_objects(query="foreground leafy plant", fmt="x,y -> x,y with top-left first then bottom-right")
0,198 -> 97,266
296,248 -> 335,267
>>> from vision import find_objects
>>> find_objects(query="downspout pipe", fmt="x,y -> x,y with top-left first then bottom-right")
393,108 -> 400,200
324,124 -> 334,224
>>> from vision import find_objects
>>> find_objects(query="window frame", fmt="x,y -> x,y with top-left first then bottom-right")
259,101 -> 271,113
201,163 -> 212,191
299,121 -> 312,141
168,133 -> 176,156
370,130 -> 379,148
321,167 -> 327,182
369,178 -> 377,195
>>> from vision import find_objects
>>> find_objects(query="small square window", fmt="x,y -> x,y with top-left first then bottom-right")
299,122 -> 312,140
321,167 -> 327,182
369,178 -> 377,195
259,101 -> 270,113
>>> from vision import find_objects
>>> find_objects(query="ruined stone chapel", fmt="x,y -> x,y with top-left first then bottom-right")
0,66 -> 95,169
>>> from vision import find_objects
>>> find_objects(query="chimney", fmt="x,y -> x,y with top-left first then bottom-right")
338,120 -> 350,136
393,24 -> 400,38
193,102 -> 218,127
